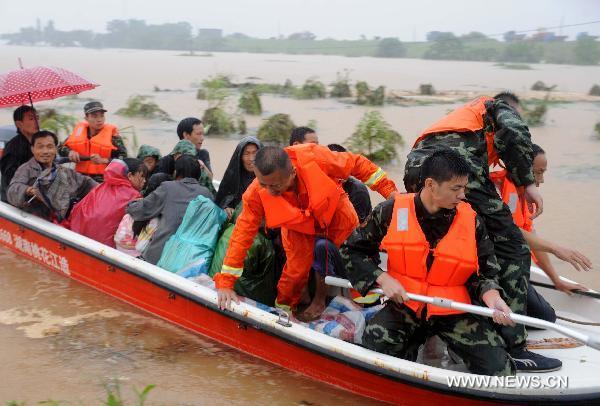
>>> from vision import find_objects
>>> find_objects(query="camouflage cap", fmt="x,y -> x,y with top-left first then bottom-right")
137,144 -> 162,160
169,139 -> 196,156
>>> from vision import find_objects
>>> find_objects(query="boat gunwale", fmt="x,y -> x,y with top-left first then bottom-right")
1,203 -> 599,404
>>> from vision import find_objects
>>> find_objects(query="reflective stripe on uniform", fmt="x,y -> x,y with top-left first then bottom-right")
364,167 -> 386,188
274,300 -> 292,312
221,264 -> 243,277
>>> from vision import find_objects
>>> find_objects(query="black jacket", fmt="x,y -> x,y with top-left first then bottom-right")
0,131 -> 32,202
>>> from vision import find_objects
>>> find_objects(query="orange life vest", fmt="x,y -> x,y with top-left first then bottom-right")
490,169 -> 538,265
64,122 -> 118,175
258,146 -> 345,235
380,193 -> 479,318
413,96 -> 499,167
489,169 -> 533,232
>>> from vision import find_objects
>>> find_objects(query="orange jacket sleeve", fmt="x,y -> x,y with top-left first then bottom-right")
214,180 -> 265,290
311,145 -> 398,199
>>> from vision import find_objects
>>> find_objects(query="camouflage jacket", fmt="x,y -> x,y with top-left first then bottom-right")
340,194 -> 503,301
485,99 -> 535,187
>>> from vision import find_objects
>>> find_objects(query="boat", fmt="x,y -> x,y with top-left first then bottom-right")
1,201 -> 599,405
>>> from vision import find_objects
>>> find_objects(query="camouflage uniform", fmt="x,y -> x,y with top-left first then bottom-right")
403,99 -> 534,352
340,195 -> 515,376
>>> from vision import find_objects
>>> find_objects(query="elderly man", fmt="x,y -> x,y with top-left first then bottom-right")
8,130 -> 96,221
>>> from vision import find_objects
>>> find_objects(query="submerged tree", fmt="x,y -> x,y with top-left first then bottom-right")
521,95 -> 549,127
330,70 -> 352,98
345,111 -> 403,165
257,114 -> 296,146
116,95 -> 172,121
589,84 -> 600,96
355,81 -> 385,106
295,78 -> 327,99
202,107 -> 236,135
38,108 -> 77,140
238,89 -> 262,115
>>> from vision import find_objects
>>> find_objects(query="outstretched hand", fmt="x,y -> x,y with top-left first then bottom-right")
552,244 -> 593,272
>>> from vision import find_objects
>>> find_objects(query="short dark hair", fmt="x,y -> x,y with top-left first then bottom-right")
174,154 -> 201,179
31,130 -> 58,146
532,144 -> 545,159
13,105 -> 36,123
176,117 -> 202,140
494,91 -> 520,106
123,158 -> 148,177
420,149 -> 470,185
327,143 -> 347,152
289,126 -> 315,146
254,146 -> 292,176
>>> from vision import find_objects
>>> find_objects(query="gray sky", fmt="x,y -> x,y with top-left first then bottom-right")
1,0 -> 599,41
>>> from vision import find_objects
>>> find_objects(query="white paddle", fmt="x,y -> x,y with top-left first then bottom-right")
325,276 -> 600,351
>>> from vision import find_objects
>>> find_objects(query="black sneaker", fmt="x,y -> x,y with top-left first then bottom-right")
510,349 -> 562,372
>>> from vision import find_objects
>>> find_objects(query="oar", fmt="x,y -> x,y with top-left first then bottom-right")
325,276 -> 600,351
530,280 -> 600,300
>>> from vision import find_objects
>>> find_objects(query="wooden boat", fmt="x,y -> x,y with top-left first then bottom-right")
1,201 -> 599,405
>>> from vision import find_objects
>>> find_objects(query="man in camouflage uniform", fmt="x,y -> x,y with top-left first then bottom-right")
340,150 -> 515,376
402,92 -> 561,372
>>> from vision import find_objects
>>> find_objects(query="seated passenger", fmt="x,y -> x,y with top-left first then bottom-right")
214,144 -> 398,321
215,136 -> 262,219
136,144 -> 161,178
490,144 -> 592,322
7,130 -> 97,221
341,150 -> 516,376
114,173 -> 172,257
327,144 -> 372,223
1,105 -> 39,202
59,101 -> 128,183
156,139 -> 216,197
126,155 -> 213,264
289,126 -> 319,146
69,158 -> 147,247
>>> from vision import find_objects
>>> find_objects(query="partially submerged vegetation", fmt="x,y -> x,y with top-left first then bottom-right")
257,114 -> 296,146
531,81 -> 557,91
345,111 -> 403,165
329,71 -> 352,98
294,78 -> 327,99
418,83 -> 436,95
202,107 -> 236,135
238,89 -> 262,115
38,108 -> 77,140
494,63 -> 532,70
356,82 -> 385,106
116,95 -> 172,121
594,122 -> 600,139
589,84 -> 600,96
522,96 -> 550,127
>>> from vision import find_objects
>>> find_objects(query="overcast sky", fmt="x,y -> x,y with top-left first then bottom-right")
1,0 -> 599,41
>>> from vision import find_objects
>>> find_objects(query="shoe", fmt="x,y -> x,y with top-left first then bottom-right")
510,349 -> 562,372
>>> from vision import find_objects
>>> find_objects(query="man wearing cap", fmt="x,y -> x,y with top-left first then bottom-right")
60,101 -> 128,182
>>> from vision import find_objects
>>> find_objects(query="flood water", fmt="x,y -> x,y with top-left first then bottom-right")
0,45 -> 599,404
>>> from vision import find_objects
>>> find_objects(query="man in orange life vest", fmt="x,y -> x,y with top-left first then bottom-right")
403,92 -> 561,372
60,101 -> 128,183
214,144 -> 398,320
491,144 -> 592,322
341,150 -> 517,376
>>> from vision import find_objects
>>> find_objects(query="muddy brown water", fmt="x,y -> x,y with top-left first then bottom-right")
0,45 -> 599,403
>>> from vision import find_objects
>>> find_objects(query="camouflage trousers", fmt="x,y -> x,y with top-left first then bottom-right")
404,134 -> 530,352
363,301 -> 515,376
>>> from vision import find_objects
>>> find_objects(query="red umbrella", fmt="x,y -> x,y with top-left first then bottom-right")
0,64 -> 99,108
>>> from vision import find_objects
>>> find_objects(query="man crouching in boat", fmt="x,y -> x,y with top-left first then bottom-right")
341,149 -> 519,376
214,144 -> 398,321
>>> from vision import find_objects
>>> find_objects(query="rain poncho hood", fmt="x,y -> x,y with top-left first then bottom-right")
214,136 -> 262,209
69,159 -> 142,247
